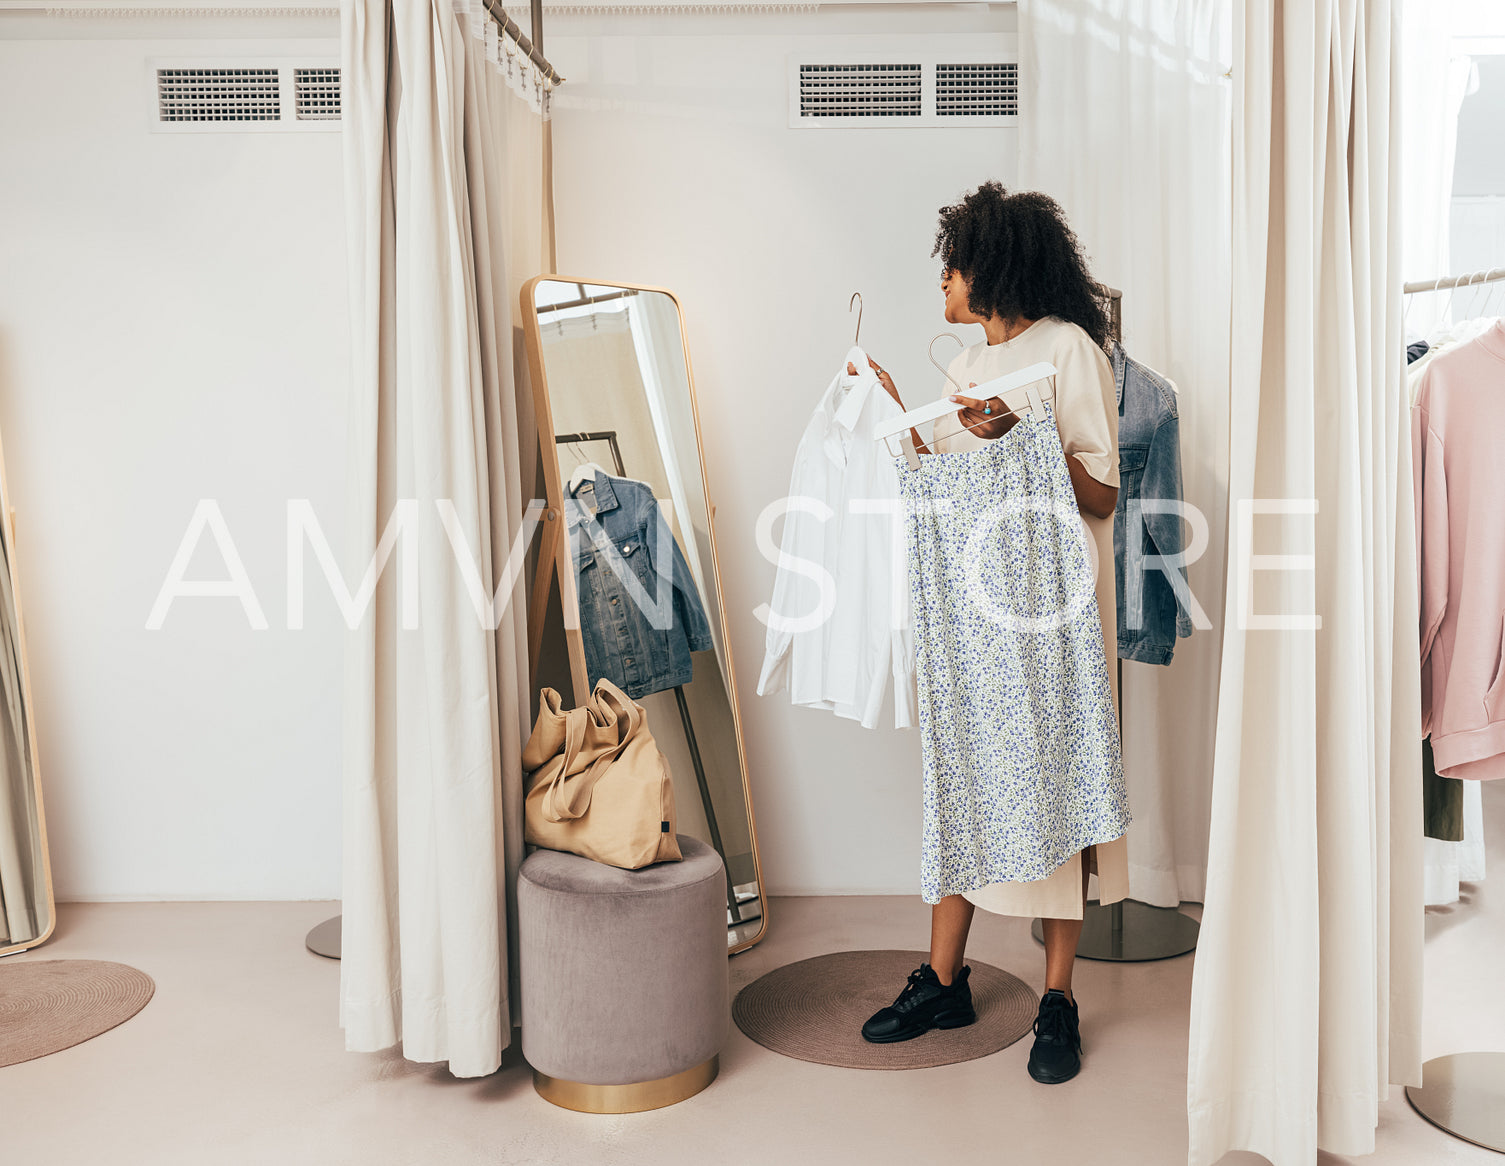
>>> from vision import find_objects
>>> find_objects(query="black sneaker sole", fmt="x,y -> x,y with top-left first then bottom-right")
861,1007 -> 978,1044
1027,1049 -> 1082,1084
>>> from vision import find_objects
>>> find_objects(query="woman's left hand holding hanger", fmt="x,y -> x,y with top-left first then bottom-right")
948,387 -> 1017,441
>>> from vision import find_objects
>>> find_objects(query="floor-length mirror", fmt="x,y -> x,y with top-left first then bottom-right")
0,438 -> 53,957
523,277 -> 766,951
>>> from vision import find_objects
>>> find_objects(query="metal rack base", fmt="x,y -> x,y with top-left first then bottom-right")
1405,1052 -> 1505,1153
1031,898 -> 1200,962
306,915 -> 341,960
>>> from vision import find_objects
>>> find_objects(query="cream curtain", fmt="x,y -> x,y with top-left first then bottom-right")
339,0 -> 552,1077
1017,0 -> 1232,908
1186,3 -> 1423,1162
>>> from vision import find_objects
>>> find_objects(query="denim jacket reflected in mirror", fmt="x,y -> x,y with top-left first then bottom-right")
567,471 -> 714,699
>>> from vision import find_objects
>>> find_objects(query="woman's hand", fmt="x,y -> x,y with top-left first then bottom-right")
948,386 -> 1019,440
848,356 -> 904,408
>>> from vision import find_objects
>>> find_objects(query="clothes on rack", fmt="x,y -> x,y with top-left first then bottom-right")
931,316 -> 1129,919
1406,307 -> 1489,899
758,345 -> 917,729
1406,339 -> 1429,365
1407,315 -> 1498,389
1424,777 -> 1486,907
1422,736 -> 1464,843
1111,342 -> 1193,666
1412,319 -> 1505,782
899,405 -> 1129,902
568,470 -> 713,700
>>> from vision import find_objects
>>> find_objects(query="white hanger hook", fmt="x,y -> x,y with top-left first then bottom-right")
849,292 -> 864,346
1484,272 -> 1505,318
1466,269 -> 1490,319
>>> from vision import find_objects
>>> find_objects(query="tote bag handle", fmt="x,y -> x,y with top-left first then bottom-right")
538,682 -> 642,823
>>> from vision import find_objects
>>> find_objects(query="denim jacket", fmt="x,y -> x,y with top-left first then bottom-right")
567,471 -> 714,699
1113,343 -> 1195,665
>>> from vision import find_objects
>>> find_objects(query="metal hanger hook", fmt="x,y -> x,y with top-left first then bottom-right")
849,292 -> 864,345
928,332 -> 968,396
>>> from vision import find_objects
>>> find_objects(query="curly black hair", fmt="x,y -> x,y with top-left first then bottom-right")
932,182 -> 1111,352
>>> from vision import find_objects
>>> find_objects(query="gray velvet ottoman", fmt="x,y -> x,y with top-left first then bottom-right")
518,834 -> 729,1113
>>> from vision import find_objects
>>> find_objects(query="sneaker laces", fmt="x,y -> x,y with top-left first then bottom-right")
892,966 -> 931,1011
1033,995 -> 1076,1046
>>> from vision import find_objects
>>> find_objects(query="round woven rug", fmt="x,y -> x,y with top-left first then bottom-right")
733,949 -> 1036,1070
0,959 -> 155,1067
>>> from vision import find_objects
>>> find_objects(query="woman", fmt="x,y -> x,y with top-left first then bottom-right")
856,183 -> 1126,1086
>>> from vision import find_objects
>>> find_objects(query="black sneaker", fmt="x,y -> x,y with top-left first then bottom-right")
1027,989 -> 1082,1083
861,963 -> 976,1043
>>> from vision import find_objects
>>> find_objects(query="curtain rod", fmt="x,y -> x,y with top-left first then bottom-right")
1403,267 -> 1505,295
481,0 -> 564,85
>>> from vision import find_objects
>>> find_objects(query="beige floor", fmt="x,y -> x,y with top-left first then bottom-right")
4,787 -> 1501,1166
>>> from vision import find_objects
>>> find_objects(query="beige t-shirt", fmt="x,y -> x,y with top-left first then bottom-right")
929,315 -> 1128,919
930,315 -> 1119,486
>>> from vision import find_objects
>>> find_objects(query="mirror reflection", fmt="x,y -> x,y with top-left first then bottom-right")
532,279 -> 763,949
0,486 -> 50,954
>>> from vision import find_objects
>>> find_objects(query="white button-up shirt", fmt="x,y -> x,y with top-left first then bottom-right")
757,346 -> 916,729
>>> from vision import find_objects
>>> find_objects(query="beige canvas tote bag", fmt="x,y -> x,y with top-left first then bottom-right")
522,678 -> 682,869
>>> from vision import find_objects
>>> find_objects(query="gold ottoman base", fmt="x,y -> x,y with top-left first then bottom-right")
532,1056 -> 719,1114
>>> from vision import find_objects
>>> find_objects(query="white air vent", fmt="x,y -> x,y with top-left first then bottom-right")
789,47 -> 1017,128
294,67 -> 341,121
936,63 -> 1018,118
149,59 -> 340,133
158,68 -> 281,123
798,63 -> 923,119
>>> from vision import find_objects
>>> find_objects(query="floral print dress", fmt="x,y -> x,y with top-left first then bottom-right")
898,403 -> 1131,905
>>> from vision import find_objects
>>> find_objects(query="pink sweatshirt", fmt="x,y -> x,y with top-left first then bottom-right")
1413,319 -> 1505,781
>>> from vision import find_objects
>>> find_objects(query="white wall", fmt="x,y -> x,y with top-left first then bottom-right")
1,3 -> 1022,902
1449,55 -> 1505,319
0,14 -> 348,899
546,7 -> 1020,896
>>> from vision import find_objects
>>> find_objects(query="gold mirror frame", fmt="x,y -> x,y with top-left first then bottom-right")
520,275 -> 767,954
0,434 -> 55,958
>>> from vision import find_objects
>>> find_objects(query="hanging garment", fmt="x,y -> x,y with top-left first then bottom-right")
899,404 -> 1129,905
1407,315 -> 1498,388
568,471 -> 714,700
1111,342 -> 1195,666
931,317 -> 1129,919
1421,736 -> 1464,842
758,346 -> 916,729
1424,777 -> 1487,906
1406,340 -> 1429,364
1413,320 -> 1505,782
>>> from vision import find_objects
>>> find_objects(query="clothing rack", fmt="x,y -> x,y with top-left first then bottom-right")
555,431 -> 749,930
1400,263 -> 1505,1153
536,287 -> 639,316
1029,284 -> 1201,963
1401,266 -> 1505,294
555,429 -> 624,476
